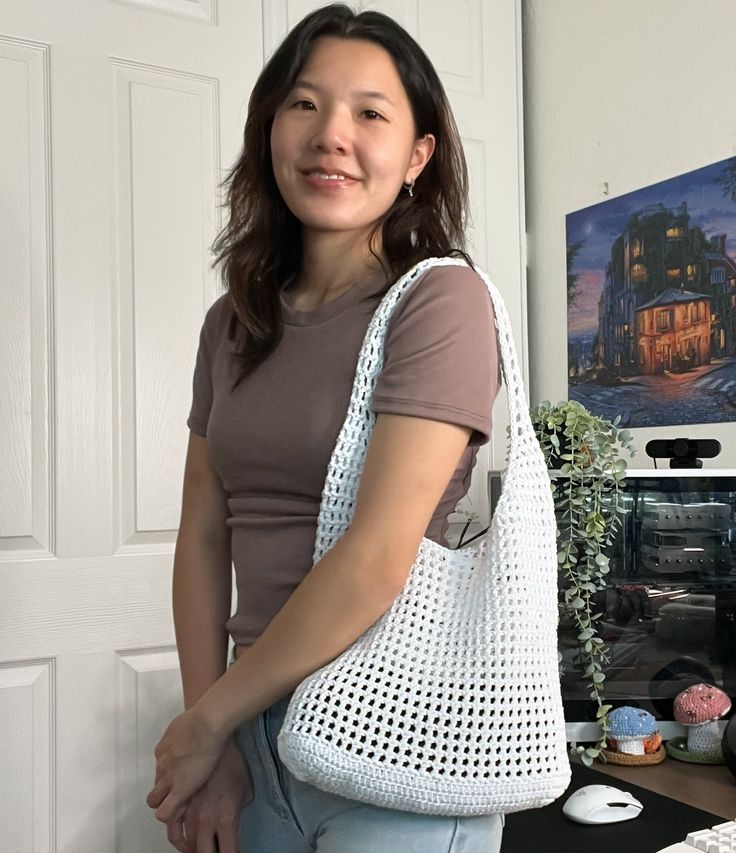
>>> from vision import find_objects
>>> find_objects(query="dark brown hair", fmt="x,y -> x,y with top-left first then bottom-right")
211,3 -> 471,386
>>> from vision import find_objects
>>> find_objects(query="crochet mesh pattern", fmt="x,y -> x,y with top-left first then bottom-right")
278,258 -> 571,815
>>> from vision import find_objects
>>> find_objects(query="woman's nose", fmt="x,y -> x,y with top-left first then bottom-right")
310,109 -> 351,153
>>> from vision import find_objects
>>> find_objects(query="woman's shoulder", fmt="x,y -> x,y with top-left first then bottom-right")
379,257 -> 499,356
423,258 -> 490,288
198,291 -> 236,341
204,291 -> 234,325
393,258 -> 495,321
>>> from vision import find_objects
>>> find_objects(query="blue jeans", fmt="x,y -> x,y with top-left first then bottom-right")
234,694 -> 504,852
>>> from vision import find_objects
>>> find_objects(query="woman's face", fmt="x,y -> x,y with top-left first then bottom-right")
270,36 -> 435,247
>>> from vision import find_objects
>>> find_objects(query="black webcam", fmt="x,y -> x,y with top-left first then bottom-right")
645,438 -> 721,469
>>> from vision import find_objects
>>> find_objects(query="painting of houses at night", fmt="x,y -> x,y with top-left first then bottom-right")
566,156 -> 736,428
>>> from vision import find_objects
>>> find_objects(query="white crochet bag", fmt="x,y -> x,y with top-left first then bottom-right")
277,257 -> 571,815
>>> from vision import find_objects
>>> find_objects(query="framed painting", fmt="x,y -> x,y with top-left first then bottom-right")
566,157 -> 736,427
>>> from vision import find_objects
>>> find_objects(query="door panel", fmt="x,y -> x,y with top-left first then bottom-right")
0,1 -> 260,849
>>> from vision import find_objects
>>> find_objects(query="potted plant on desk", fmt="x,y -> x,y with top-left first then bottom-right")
530,399 -> 635,765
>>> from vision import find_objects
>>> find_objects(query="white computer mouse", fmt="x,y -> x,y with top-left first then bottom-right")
562,784 -> 644,825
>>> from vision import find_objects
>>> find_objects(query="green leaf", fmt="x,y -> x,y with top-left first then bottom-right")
592,671 -> 605,683
578,628 -> 595,641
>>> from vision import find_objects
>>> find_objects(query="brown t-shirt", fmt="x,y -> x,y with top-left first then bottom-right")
187,263 -> 500,647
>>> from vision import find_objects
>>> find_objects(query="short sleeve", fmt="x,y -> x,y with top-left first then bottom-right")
186,294 -> 228,437
371,264 -> 501,445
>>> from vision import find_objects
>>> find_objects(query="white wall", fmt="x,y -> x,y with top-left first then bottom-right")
522,0 -> 736,467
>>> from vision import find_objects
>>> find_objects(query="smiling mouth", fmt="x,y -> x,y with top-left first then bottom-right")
301,171 -> 360,191
308,172 -> 349,181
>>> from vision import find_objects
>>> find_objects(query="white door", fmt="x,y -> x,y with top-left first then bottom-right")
0,1 -> 525,850
0,1 -> 259,850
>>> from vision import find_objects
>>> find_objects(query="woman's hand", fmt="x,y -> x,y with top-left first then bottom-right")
146,706 -> 229,824
163,738 -> 254,853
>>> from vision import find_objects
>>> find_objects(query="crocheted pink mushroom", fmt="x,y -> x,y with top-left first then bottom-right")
674,683 -> 731,758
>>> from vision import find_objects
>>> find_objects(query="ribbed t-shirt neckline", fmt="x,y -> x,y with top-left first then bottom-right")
279,271 -> 386,326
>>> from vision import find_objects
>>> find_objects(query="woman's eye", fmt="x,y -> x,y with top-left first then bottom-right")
362,109 -> 383,120
293,100 -> 316,110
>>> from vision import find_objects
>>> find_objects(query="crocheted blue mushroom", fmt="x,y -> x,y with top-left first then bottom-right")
606,707 -> 658,756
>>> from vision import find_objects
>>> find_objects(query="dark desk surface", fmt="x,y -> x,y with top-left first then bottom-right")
595,755 -> 735,819
501,762 -> 734,853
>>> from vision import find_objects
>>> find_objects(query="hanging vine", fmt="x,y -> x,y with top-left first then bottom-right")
531,400 -> 634,765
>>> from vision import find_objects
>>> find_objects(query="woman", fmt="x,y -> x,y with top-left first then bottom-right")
146,5 -> 502,852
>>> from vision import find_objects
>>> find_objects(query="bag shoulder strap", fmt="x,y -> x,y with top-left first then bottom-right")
312,256 -> 541,561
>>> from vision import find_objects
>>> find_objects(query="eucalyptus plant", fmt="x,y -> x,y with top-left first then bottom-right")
530,399 -> 635,765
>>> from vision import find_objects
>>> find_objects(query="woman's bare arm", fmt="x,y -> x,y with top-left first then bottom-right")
159,433 -> 251,850
147,413 -> 474,821
173,432 -> 232,709
195,412 -> 473,735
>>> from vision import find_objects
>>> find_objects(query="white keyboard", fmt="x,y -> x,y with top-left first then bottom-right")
656,819 -> 736,852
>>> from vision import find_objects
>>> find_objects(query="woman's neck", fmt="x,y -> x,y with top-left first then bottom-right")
291,231 -> 384,309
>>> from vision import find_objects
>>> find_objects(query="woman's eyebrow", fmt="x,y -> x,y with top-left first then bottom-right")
292,79 -> 396,107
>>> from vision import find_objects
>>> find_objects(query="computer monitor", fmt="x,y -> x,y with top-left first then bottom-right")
488,468 -> 736,741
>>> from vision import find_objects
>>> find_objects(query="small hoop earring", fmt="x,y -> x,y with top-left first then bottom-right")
403,178 -> 415,198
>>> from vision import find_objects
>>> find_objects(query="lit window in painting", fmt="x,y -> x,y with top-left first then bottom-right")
666,268 -> 681,280
656,309 -> 673,331
632,237 -> 644,256
686,263 -> 696,279
666,226 -> 684,239
631,263 -> 647,283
